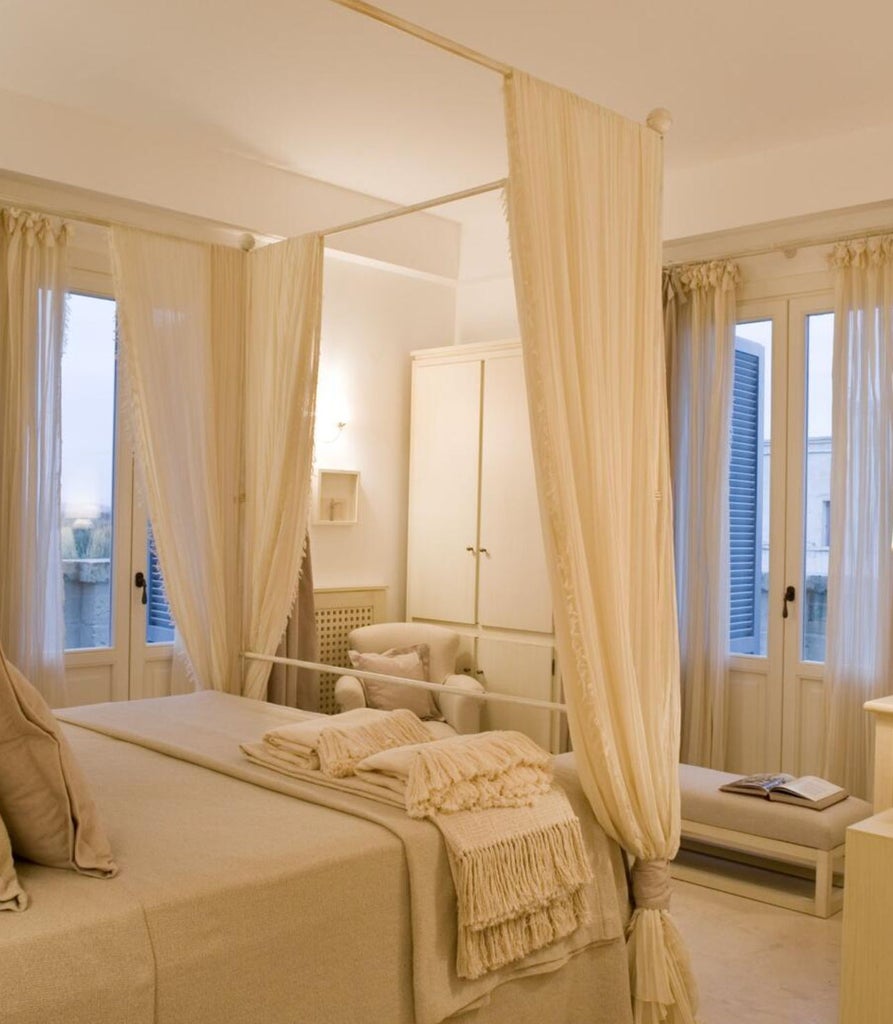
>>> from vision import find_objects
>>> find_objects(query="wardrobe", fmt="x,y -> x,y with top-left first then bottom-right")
406,340 -> 563,751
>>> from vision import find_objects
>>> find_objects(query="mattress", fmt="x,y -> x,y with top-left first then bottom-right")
1,692 -> 632,1024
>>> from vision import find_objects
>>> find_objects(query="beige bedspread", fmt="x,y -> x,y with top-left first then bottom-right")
6,691 -> 631,1024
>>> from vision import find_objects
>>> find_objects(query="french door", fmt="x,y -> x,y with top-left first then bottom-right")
726,291 -> 834,775
61,287 -> 174,706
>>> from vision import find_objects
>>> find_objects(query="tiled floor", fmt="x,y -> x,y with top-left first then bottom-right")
672,880 -> 841,1024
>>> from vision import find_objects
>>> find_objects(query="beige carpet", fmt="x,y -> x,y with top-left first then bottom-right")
673,880 -> 841,1024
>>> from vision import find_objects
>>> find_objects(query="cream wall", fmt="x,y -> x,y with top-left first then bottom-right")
663,119 -> 893,241
309,252 -> 456,619
452,191 -> 519,345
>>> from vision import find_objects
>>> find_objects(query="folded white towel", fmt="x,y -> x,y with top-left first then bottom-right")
260,707 -> 385,772
245,706 -> 432,779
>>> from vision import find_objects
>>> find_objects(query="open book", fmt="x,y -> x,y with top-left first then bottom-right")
719,773 -> 847,810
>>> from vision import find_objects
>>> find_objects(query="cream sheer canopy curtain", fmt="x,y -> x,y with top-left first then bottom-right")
824,238 -> 893,799
505,73 -> 698,1024
111,230 -> 244,693
242,234 -> 323,702
664,263 -> 740,768
0,209 -> 68,706
111,229 -> 322,699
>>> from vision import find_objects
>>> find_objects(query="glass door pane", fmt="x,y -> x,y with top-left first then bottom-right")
61,294 -> 117,650
803,312 -> 833,662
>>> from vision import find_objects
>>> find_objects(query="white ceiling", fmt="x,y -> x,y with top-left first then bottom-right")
3,0 -> 893,216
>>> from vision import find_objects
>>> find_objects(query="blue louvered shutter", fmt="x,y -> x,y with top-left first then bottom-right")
729,338 -> 765,654
146,527 -> 175,644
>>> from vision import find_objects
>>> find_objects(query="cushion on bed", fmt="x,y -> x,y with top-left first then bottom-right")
0,811 -> 28,911
348,645 -> 442,720
0,645 -> 117,877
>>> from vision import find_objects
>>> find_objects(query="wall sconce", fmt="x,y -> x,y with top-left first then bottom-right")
316,367 -> 350,445
316,419 -> 347,444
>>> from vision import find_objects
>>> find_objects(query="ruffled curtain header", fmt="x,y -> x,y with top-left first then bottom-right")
663,259 -> 740,304
2,208 -> 70,247
831,235 -> 893,269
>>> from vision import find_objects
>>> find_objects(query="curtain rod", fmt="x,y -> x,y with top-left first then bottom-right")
242,651 -> 568,714
665,222 -> 893,269
1,180 -> 511,252
328,0 -> 513,77
321,177 -> 506,237
0,193 -> 266,251
328,1 -> 672,140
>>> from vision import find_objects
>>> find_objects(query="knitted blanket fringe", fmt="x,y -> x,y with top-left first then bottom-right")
404,730 -> 553,818
317,709 -> 432,778
448,802 -> 593,929
356,730 -> 592,979
436,788 -> 593,978
458,888 -> 590,980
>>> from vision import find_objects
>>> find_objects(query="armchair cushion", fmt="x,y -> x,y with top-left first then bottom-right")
348,624 -> 459,686
337,623 -> 485,734
347,645 -> 442,720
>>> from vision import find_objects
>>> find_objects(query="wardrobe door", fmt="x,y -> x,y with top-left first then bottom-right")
477,353 -> 552,633
406,358 -> 481,624
477,635 -> 558,751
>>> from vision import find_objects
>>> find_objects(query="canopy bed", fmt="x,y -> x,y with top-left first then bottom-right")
2,689 -> 633,1024
1,3 -> 696,1023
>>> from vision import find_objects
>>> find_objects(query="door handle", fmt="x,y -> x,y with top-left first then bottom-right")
782,584 -> 796,619
134,571 -> 148,606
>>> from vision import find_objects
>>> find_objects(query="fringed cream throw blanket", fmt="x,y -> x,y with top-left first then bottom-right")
356,731 -> 593,979
241,707 -> 431,778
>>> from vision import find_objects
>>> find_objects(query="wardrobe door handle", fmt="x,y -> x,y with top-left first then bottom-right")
479,548 -> 489,557
466,546 -> 476,554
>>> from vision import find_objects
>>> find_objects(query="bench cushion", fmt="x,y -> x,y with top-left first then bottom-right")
680,764 -> 872,851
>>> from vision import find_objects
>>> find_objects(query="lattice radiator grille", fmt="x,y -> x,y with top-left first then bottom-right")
314,589 -> 385,714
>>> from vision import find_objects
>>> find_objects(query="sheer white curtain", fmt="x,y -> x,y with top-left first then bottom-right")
110,229 -> 244,692
824,238 -> 893,799
0,209 -> 68,705
242,235 -> 323,701
664,263 -> 739,768
505,73 -> 697,1024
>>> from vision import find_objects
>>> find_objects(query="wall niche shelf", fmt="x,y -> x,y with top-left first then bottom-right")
315,469 -> 359,525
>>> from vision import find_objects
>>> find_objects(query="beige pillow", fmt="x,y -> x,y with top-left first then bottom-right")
0,812 -> 27,911
0,646 -> 117,877
348,644 -> 443,720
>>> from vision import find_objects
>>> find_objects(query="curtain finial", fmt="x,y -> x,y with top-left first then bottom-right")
646,108 -> 673,137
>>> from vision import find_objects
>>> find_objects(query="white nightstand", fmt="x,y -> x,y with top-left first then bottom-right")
840,809 -> 893,1022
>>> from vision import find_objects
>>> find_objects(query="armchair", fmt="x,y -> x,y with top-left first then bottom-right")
334,623 -> 485,734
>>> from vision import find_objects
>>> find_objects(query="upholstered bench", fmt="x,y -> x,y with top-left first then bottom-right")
672,764 -> 872,918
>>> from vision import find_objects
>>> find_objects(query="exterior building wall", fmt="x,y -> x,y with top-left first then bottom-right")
63,559 -> 111,649
759,437 -> 830,661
